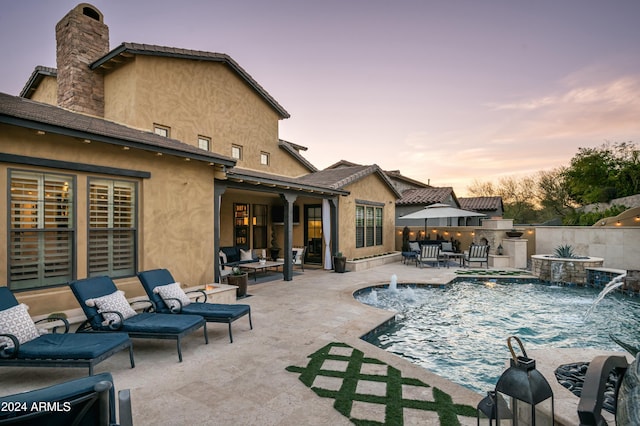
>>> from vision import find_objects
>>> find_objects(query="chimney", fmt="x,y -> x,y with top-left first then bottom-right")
55,3 -> 109,116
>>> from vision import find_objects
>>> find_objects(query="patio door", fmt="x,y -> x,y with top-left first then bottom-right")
304,205 -> 322,264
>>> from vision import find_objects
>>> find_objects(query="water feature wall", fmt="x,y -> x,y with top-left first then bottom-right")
531,255 -> 604,285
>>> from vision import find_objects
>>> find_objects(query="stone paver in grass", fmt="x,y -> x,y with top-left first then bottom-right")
286,342 -> 477,425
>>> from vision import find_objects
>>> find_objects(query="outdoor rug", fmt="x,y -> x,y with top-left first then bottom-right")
286,342 -> 476,425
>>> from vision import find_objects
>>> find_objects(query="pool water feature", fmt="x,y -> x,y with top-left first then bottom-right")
355,279 -> 640,394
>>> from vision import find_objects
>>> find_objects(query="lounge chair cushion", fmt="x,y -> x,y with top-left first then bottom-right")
618,354 -> 640,425
180,303 -> 251,321
153,282 -> 191,310
0,303 -> 40,349
409,242 -> 420,252
120,312 -> 204,334
14,333 -> 130,360
86,290 -> 137,325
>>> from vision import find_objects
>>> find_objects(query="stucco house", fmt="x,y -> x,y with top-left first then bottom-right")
1,3 -> 399,314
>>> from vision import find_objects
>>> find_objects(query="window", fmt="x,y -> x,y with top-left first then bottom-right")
233,203 -> 249,248
88,179 -> 137,278
9,171 -> 74,289
260,152 -> 270,166
355,206 -> 364,248
231,145 -> 242,160
198,136 -> 210,151
154,124 -> 170,137
355,204 -> 383,248
252,204 -> 267,249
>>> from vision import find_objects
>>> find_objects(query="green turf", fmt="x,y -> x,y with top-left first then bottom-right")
286,342 -> 477,425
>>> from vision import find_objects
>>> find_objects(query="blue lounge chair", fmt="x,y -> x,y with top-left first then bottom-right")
0,372 -> 132,426
137,269 -> 252,343
0,287 -> 133,376
69,276 -> 207,362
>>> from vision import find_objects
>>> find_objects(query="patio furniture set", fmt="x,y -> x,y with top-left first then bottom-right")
402,241 -> 489,268
0,268 -> 253,424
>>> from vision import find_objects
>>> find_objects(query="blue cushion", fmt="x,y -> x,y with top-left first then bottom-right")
181,303 -> 250,321
69,277 -> 120,329
137,269 -> 176,312
0,287 -> 19,311
15,333 -> 130,360
0,372 -> 116,425
121,312 -> 203,334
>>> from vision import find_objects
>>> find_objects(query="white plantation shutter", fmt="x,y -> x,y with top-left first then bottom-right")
89,179 -> 136,277
9,171 -> 74,289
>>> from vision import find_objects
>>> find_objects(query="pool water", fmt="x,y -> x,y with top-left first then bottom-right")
356,279 -> 640,394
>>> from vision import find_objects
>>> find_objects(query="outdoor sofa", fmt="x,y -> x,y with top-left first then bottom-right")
137,268 -> 252,343
69,276 -> 208,362
0,287 -> 134,375
219,246 -> 259,268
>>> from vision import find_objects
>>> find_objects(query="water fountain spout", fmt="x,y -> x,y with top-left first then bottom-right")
389,274 -> 398,292
585,273 -> 627,319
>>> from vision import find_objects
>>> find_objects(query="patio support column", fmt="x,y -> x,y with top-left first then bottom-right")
329,197 -> 339,258
213,184 -> 227,283
280,192 -> 297,281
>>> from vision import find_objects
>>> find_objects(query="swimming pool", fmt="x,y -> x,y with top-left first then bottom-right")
355,279 -> 640,394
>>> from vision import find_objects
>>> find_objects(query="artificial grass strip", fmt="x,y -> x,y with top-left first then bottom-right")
455,269 -> 523,276
286,342 -> 477,425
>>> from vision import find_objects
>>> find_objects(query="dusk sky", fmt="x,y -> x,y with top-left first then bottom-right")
2,1 -> 639,196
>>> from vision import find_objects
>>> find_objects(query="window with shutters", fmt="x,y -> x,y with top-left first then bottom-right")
88,179 -> 137,278
355,203 -> 383,249
9,171 -> 74,290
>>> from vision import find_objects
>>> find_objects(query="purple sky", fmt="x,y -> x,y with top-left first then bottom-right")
2,1 -> 639,196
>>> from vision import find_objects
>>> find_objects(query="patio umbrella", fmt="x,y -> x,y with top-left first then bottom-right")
398,203 -> 485,234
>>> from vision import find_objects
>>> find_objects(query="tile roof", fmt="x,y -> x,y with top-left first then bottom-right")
0,92 -> 236,166
384,169 -> 431,188
396,187 -> 455,205
458,196 -> 503,211
297,164 -> 402,198
90,42 -> 290,119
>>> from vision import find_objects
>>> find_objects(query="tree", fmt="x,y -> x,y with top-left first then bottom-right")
536,167 -> 575,220
563,141 -> 640,205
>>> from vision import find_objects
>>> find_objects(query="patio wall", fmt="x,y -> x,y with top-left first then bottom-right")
395,224 -> 640,272
534,226 -> 640,271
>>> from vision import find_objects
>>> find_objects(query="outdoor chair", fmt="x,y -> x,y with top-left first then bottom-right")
0,287 -> 134,375
69,276 -> 208,362
0,372 -> 132,426
137,269 -> 252,343
417,244 -> 441,268
402,241 -> 421,265
292,247 -> 306,271
463,244 -> 490,268
578,353 -> 639,426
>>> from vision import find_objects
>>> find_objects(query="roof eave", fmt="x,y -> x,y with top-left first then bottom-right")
0,114 -> 236,168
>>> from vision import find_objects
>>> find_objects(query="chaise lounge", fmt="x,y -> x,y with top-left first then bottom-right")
0,287 -> 134,376
69,276 -> 208,362
137,269 -> 252,343
0,372 -> 132,426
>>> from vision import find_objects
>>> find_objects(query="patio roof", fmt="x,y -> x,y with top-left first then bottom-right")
297,164 -> 402,198
223,168 -> 348,197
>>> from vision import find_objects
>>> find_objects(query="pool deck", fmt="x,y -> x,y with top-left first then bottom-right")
1,263 -> 630,425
